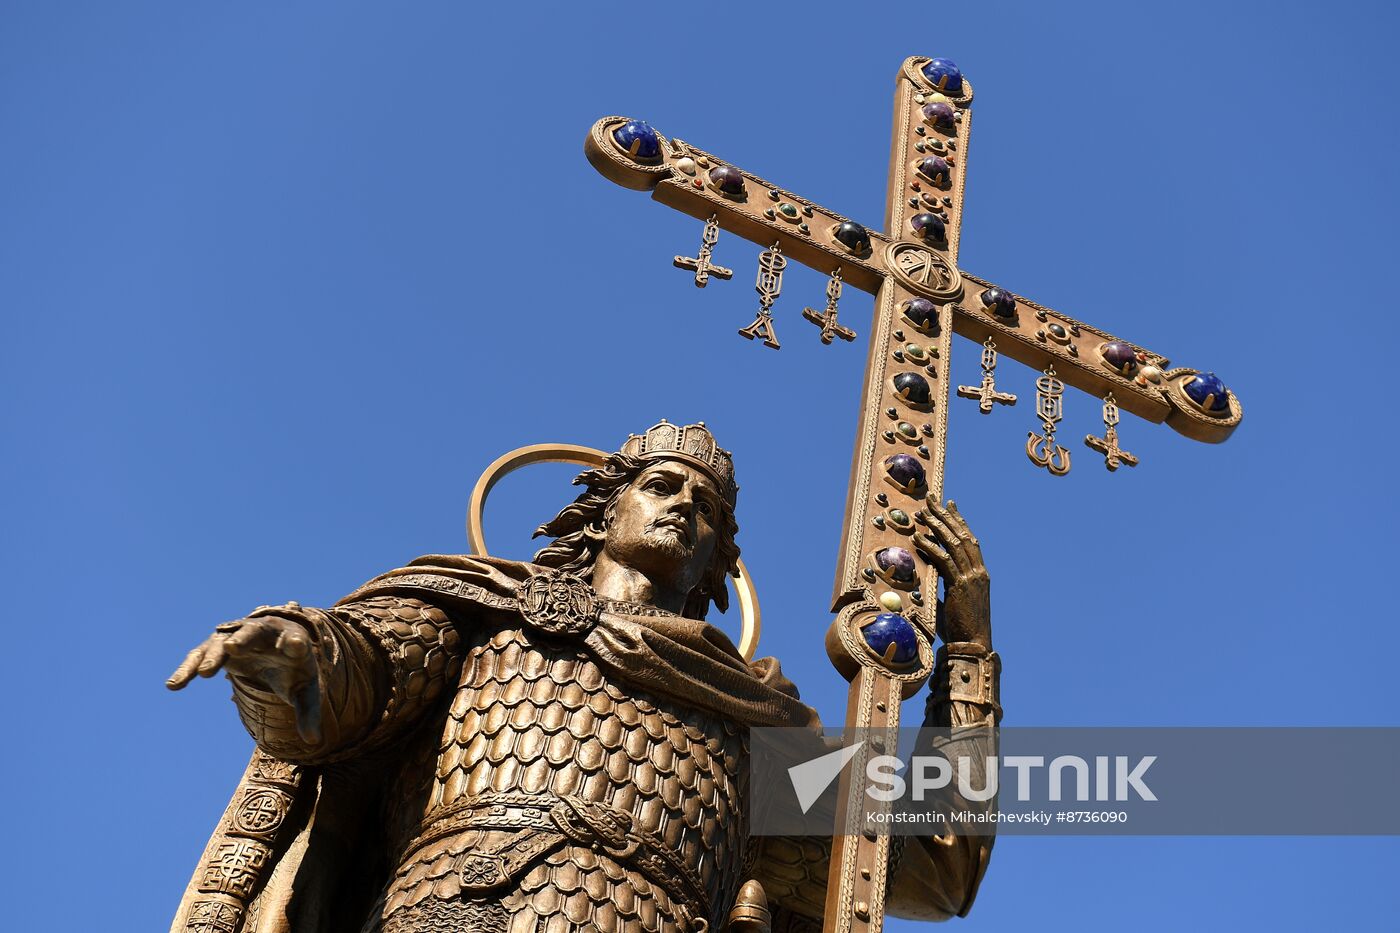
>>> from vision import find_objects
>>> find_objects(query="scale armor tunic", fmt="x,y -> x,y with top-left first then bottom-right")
373,621 -> 751,932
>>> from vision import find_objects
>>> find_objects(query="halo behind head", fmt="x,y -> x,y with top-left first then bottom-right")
466,440 -> 760,660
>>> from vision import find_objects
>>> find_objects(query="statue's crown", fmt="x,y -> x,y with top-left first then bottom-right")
621,420 -> 738,504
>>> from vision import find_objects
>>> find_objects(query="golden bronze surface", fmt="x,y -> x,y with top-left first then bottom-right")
169,422 -> 1001,932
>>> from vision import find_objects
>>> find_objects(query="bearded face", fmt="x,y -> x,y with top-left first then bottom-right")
600,461 -> 723,598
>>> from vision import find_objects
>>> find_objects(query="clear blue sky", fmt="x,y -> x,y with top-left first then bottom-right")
2,2 -> 1397,929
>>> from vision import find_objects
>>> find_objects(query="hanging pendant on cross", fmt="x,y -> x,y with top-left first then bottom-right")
673,213 -> 734,287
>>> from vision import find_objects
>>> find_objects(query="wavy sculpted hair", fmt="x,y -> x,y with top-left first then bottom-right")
531,453 -> 740,621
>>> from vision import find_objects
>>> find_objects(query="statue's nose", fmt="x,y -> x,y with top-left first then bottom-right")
670,485 -> 696,515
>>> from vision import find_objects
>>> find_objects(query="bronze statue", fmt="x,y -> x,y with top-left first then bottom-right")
168,421 -> 1001,933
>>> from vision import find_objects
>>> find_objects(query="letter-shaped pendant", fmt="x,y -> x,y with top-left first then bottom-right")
740,243 -> 786,350
1026,366 -> 1071,475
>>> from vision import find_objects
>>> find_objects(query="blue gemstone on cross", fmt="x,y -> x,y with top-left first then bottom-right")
921,58 -> 964,94
1184,372 -> 1230,411
612,120 -> 661,160
862,612 -> 919,664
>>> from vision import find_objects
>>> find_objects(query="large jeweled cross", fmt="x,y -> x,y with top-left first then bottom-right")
586,55 -> 1242,933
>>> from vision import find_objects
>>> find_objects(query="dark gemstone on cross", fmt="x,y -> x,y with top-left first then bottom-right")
922,101 -> 956,130
910,212 -> 946,242
1101,341 -> 1138,373
709,165 -> 745,195
979,287 -> 1016,318
612,120 -> 661,160
1184,372 -> 1230,411
861,612 -> 919,664
874,547 -> 917,585
888,509 -> 911,526
834,221 -> 871,252
903,298 -> 938,330
917,156 -> 952,185
897,421 -> 919,438
778,202 -> 799,218
921,58 -> 964,94
1048,323 -> 1068,340
884,453 -> 927,490
894,372 -> 932,405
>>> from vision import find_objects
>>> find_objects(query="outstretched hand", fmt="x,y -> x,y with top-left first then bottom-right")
166,615 -> 324,744
915,499 -> 992,649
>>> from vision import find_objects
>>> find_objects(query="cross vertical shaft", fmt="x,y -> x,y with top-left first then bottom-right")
820,61 -> 971,933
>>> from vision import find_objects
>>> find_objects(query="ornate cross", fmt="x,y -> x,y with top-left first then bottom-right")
674,213 -> 733,287
586,55 -> 1241,933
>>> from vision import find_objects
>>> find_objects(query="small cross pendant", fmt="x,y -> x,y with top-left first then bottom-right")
801,268 -> 856,345
956,374 -> 1017,413
673,252 -> 733,288
673,214 -> 734,288
802,306 -> 856,344
1084,425 -> 1139,471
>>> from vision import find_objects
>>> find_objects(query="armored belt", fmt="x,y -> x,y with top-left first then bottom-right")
401,792 -> 712,930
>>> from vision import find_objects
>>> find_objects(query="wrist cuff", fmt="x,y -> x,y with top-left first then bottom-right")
934,643 -> 1002,721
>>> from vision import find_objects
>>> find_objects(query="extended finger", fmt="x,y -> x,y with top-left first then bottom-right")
196,637 -> 228,677
924,506 -> 971,570
938,505 -> 979,566
166,644 -> 208,690
915,531 -> 954,577
946,500 -> 980,547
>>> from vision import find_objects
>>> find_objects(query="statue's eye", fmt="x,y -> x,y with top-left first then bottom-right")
646,479 -> 671,494
696,500 -> 714,517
